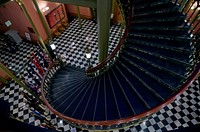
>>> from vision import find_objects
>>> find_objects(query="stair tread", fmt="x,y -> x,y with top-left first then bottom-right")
43,0 -> 194,125
126,38 -> 190,53
121,55 -> 182,88
114,64 -> 161,109
129,32 -> 191,43
126,42 -> 190,62
124,49 -> 188,76
125,46 -> 191,65
123,51 -> 186,77
135,6 -> 179,17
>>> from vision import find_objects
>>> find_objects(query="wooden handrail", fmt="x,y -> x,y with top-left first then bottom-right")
40,0 -> 200,128
41,62 -> 200,126
86,0 -> 134,74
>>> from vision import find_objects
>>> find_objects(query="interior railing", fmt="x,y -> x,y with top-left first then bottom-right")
116,0 -> 126,38
41,61 -> 200,130
40,61 -> 153,130
86,0 -> 134,76
117,0 -> 131,23
171,0 -> 200,63
40,0 -> 200,130
87,0 -> 199,77
172,0 -> 200,35
41,61 -> 60,100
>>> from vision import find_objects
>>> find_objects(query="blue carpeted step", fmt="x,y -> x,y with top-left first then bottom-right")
54,70 -> 86,77
50,79 -> 89,115
71,78 -> 98,120
104,70 -> 121,120
122,52 -> 185,79
129,25 -> 189,37
125,42 -> 191,63
49,70 -> 86,88
55,66 -> 85,75
81,77 -> 101,121
123,48 -> 188,76
116,61 -> 165,101
51,73 -> 87,85
49,78 -> 87,100
124,46 -> 192,71
133,16 -> 185,26
63,65 -> 85,72
126,37 -> 191,53
60,80 -> 92,117
126,36 -> 191,50
135,0 -> 170,11
114,61 -> 163,109
117,57 -> 176,93
134,0 -> 159,4
119,54 -> 178,89
52,66 -> 86,81
108,67 -> 137,117
51,72 -> 86,84
121,54 -> 182,88
92,74 -> 107,121
128,32 -> 191,43
127,33 -> 191,48
134,4 -> 180,19
49,77 -> 87,94
50,78 -> 87,93
50,66 -> 87,87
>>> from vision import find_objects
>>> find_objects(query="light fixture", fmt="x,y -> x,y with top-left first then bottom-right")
45,6 -> 49,11
85,47 -> 91,59
59,120 -> 63,124
41,6 -> 49,13
42,9 -> 46,13
111,13 -> 114,19
86,52 -> 91,59
85,47 -> 91,68
50,44 -> 56,50
191,1 -> 200,10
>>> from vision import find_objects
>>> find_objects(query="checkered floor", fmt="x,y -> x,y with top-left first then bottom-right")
0,18 -> 199,132
51,19 -> 121,69
0,42 -> 39,74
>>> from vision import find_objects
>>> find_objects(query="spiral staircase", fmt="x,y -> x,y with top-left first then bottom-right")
41,0 -> 200,130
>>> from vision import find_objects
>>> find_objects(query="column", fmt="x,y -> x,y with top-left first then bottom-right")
97,0 -> 112,62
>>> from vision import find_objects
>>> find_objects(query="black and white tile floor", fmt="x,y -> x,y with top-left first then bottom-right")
51,19 -> 121,69
0,18 -> 199,132
0,42 -> 39,74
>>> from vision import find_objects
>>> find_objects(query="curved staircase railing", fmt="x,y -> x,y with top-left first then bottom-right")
40,0 -> 200,130
87,0 -> 199,76
86,0 -> 134,76
41,62 -> 150,129
41,62 -> 200,130
172,0 -> 199,64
